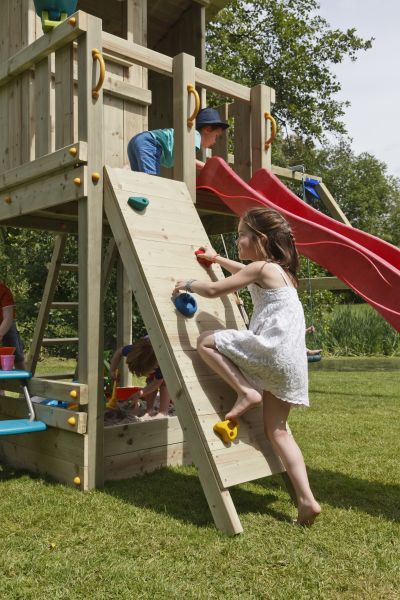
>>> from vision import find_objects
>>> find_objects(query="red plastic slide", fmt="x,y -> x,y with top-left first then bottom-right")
197,157 -> 400,332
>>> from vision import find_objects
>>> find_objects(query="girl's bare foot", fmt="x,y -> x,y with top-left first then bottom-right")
225,390 -> 262,420
295,501 -> 321,526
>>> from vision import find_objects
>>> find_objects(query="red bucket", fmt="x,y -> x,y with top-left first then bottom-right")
116,386 -> 141,401
0,347 -> 16,355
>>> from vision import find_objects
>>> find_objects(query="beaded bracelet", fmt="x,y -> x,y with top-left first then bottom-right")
185,279 -> 197,292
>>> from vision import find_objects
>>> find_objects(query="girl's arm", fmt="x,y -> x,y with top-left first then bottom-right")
109,347 -> 124,380
174,261 -> 266,299
198,244 -> 244,274
0,306 -> 14,343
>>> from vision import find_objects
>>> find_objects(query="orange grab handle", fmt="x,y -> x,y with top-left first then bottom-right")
187,84 -> 200,128
264,112 -> 277,150
92,48 -> 105,99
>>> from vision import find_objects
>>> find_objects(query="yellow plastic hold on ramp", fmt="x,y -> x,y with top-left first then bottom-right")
213,419 -> 239,443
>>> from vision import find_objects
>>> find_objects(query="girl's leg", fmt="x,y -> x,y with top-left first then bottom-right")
197,331 -> 262,420
263,391 -> 321,525
141,390 -> 157,418
153,382 -> 171,418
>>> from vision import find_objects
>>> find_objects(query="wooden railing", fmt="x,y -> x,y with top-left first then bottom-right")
0,10 -> 275,203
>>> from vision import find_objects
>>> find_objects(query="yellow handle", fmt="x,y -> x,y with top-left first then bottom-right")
264,112 -> 277,150
106,369 -> 118,409
187,84 -> 200,128
92,48 -> 105,99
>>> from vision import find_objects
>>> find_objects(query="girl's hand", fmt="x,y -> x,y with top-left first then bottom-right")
173,280 -> 187,296
198,244 -> 218,262
129,389 -> 143,404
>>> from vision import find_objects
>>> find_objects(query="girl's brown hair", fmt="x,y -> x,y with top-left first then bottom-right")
126,337 -> 157,377
242,207 -> 299,285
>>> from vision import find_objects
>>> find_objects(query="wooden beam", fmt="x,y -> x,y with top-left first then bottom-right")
77,16 -> 105,490
173,53 -> 197,202
317,182 -> 352,226
27,234 -> 68,373
0,166 -> 87,220
272,165 -> 322,183
0,142 -> 87,192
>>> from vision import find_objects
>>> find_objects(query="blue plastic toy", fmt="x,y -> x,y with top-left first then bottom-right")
174,293 -> 198,317
304,177 -> 321,202
33,1 -> 78,32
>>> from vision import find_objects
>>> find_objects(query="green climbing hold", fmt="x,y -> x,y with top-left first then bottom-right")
128,196 -> 149,211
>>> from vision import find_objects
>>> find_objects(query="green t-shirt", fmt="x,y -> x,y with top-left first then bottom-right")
150,128 -> 201,168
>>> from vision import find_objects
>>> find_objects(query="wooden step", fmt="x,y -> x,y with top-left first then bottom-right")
50,302 -> 79,309
36,372 -> 76,380
45,263 -> 78,271
42,338 -> 79,346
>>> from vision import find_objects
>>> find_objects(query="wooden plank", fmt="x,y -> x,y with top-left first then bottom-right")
212,104 -> 229,162
173,53 -> 197,202
104,442 -> 190,481
0,11 -> 88,87
0,398 -> 85,450
2,379 -> 88,406
0,166 -> 87,221
230,101 -> 251,181
0,442 -> 84,487
272,165 -> 322,184
0,142 -> 87,192
27,234 -> 68,373
104,416 -> 185,456
77,16 -> 105,489
104,74 -> 151,105
55,43 -> 74,150
103,167 -> 285,534
102,32 -> 251,102
195,67 -> 251,102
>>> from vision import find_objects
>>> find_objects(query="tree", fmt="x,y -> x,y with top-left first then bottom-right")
207,0 -> 372,140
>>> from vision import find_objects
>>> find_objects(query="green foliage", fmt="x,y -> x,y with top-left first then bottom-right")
318,304 -> 400,356
207,0 -> 372,140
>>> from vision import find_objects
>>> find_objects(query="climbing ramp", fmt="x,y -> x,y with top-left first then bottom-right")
197,158 -> 400,332
104,167 -> 284,535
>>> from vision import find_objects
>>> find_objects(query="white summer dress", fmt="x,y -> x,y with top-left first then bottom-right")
214,263 -> 309,406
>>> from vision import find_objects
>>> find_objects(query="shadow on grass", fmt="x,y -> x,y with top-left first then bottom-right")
104,467 -> 291,528
259,467 -> 400,522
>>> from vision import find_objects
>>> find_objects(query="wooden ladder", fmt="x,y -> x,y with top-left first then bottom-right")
26,233 -> 78,377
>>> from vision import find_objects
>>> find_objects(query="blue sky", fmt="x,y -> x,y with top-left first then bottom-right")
318,0 -> 400,178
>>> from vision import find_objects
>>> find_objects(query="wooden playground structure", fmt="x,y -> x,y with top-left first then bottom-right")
0,1 -> 350,535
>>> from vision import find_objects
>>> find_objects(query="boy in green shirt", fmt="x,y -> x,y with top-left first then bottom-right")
127,107 -> 229,175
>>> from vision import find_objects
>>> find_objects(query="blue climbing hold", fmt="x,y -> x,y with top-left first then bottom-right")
174,293 -> 198,317
128,196 -> 150,211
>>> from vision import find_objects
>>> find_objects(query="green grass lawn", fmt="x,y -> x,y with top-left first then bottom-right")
0,364 -> 399,599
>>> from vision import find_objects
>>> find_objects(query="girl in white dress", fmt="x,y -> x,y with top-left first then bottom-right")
174,207 -> 321,525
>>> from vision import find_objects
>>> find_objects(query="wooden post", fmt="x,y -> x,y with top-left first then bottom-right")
212,104 -> 229,162
231,100 -> 252,181
173,53 -> 196,202
77,15 -> 104,489
250,84 -> 274,173
116,257 -> 133,387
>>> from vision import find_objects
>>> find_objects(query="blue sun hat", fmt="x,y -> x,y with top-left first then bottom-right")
196,108 -> 229,131
174,293 -> 198,317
